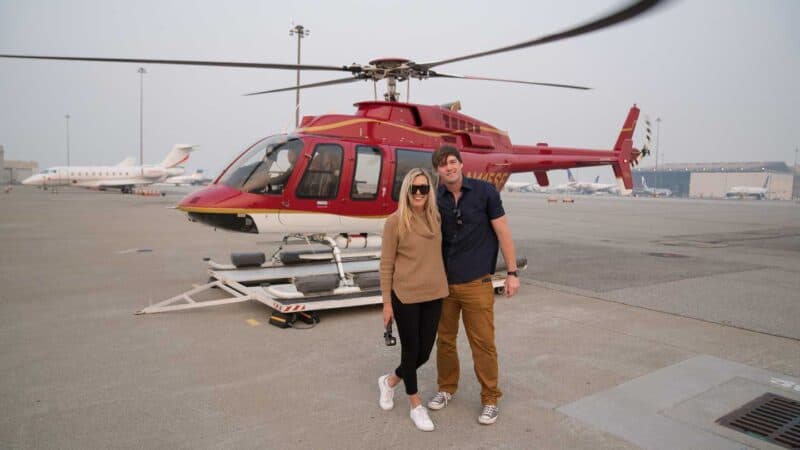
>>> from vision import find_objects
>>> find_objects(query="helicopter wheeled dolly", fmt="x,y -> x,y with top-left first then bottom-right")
137,234 -> 526,328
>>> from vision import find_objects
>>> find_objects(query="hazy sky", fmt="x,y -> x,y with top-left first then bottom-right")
1,0 -> 798,184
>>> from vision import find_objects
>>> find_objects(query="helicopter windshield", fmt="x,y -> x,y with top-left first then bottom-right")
219,135 -> 304,194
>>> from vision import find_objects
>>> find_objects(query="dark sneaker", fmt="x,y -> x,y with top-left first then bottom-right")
478,404 -> 498,425
427,391 -> 452,410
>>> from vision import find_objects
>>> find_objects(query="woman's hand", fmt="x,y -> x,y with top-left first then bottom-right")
383,303 -> 394,327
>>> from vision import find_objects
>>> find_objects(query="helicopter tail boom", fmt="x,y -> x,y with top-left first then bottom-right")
507,105 -> 640,190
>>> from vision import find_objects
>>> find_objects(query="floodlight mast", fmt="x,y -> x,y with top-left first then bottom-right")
138,67 -> 146,165
290,24 -> 310,128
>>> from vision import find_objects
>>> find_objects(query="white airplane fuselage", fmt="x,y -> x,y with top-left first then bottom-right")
726,186 -> 768,199
162,170 -> 212,186
23,165 -> 184,190
22,144 -> 195,192
726,176 -> 770,199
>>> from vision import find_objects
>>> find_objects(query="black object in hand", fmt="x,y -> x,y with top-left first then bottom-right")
384,319 -> 397,346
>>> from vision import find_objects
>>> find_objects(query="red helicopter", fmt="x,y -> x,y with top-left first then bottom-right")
0,0 -> 666,319
1,0 -> 662,238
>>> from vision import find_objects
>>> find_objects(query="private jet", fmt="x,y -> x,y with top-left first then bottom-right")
23,145 -> 195,193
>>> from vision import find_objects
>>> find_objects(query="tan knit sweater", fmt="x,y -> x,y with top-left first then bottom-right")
380,211 -> 449,304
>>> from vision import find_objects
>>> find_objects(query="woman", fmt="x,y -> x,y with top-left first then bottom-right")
378,168 -> 449,432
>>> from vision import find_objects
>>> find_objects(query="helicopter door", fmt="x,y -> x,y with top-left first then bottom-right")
279,143 -> 343,231
391,148 -> 433,203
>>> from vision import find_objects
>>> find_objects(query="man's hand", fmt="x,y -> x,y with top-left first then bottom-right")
504,274 -> 520,297
491,215 -> 520,298
383,303 -> 394,327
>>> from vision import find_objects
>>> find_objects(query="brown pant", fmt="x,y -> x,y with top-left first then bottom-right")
436,276 -> 501,405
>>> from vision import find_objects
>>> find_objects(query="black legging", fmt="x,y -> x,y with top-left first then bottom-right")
392,291 -> 443,395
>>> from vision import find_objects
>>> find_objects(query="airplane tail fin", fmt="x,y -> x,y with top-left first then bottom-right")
641,176 -> 649,189
566,169 -> 576,183
763,175 -> 770,189
158,144 -> 196,168
116,157 -> 137,167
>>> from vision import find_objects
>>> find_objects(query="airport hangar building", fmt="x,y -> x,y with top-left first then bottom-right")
633,161 -> 797,200
0,146 -> 39,185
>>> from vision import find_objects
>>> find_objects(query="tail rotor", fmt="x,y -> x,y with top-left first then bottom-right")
632,115 -> 652,166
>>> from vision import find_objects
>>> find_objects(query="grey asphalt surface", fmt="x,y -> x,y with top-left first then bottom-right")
1,187 -> 798,449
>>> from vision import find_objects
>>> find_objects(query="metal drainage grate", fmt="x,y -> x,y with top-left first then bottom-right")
716,393 -> 800,449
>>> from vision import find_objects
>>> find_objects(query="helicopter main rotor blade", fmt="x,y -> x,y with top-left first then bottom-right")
0,54 -> 352,72
419,0 -> 665,69
429,72 -> 590,90
244,76 -> 361,96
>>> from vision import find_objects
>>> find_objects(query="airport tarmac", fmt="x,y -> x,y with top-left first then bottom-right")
1,186 -> 799,449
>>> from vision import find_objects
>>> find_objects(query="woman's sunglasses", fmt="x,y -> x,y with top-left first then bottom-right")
409,184 -> 430,195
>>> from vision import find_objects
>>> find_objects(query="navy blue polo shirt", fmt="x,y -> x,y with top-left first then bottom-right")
437,177 -> 506,284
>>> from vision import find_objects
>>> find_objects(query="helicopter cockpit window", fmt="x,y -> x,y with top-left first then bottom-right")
296,144 -> 343,199
350,146 -> 382,200
392,149 -> 432,201
218,135 -> 304,194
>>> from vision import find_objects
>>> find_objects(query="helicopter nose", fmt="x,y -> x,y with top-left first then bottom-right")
177,184 -> 260,233
178,184 -> 241,209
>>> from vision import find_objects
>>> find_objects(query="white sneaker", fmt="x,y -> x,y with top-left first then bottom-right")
427,391 -> 452,410
409,405 -> 435,431
378,374 -> 395,410
478,404 -> 499,425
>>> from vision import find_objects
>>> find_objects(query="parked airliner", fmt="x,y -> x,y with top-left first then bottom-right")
565,170 -> 619,194
504,180 -> 547,193
161,169 -> 212,186
726,176 -> 770,199
633,176 -> 672,197
22,145 -> 195,193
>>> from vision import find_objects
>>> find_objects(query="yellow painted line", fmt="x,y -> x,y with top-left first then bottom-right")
299,117 -> 508,138
178,205 -> 389,218
178,206 -> 279,214
245,318 -> 262,327
300,118 -> 446,138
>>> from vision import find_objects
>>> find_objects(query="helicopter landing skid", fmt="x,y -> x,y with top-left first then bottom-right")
137,245 -> 526,328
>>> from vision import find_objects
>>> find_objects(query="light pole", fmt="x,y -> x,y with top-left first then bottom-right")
64,114 -> 71,166
655,117 -> 661,189
793,147 -> 798,200
290,24 -> 310,128
138,67 -> 146,165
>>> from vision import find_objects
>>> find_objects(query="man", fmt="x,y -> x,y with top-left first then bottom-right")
428,145 -> 520,425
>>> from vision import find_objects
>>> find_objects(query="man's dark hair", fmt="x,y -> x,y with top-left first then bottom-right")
432,146 -> 462,168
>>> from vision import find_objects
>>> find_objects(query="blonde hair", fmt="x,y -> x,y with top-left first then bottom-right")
397,168 -> 440,236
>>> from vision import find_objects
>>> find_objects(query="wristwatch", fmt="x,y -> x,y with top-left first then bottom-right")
507,270 -> 518,277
